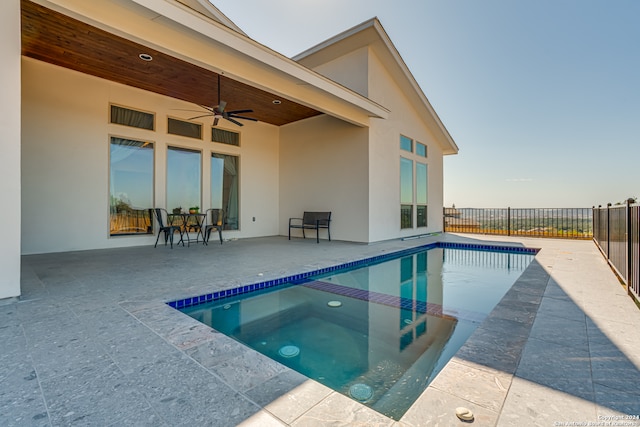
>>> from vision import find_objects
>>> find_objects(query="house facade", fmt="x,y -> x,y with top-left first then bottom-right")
1,0 -> 457,300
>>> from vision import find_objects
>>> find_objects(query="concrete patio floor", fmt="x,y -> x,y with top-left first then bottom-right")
2,233 -> 639,426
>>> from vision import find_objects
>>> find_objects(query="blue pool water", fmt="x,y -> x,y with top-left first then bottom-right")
179,244 -> 535,420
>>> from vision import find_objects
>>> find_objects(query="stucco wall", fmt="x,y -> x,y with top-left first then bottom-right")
279,115 -> 369,242
296,43 -> 447,243
367,50 -> 445,241
21,58 -> 280,254
310,47 -> 369,98
0,0 -> 21,299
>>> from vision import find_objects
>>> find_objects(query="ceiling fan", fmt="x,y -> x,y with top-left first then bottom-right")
186,74 -> 257,127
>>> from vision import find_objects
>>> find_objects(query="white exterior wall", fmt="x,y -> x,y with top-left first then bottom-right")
21,59 -> 280,254
310,47 -> 369,98
301,45 -> 446,242
279,115 -> 369,242
367,51 -> 445,241
1,0 -> 21,299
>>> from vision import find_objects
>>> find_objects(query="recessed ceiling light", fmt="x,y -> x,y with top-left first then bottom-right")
272,100 -> 282,105
138,53 -> 153,61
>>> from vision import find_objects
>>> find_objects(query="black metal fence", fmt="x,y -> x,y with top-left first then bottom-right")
443,207 -> 593,239
593,201 -> 640,301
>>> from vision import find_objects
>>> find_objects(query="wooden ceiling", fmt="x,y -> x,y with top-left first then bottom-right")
20,0 -> 322,126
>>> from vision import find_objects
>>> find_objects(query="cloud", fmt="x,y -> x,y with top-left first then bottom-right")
505,178 -> 533,182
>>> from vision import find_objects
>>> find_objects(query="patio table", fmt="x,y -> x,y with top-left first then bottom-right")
167,213 -> 206,246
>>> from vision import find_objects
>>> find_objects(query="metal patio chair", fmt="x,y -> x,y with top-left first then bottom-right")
203,208 -> 224,245
152,208 -> 183,248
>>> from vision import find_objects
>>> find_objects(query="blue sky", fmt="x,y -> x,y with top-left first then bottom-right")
213,0 -> 639,208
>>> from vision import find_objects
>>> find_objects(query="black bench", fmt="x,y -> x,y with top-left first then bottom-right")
288,211 -> 331,243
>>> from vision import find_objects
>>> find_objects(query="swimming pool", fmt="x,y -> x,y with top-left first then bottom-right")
176,243 -> 536,420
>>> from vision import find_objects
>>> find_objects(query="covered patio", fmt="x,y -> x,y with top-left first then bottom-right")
2,234 -> 639,426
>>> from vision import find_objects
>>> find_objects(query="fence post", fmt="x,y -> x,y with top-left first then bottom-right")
507,207 -> 511,236
592,206 -> 596,242
607,203 -> 611,256
627,199 -> 633,296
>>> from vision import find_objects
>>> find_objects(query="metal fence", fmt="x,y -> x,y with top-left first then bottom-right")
443,207 -> 593,239
593,202 -> 640,301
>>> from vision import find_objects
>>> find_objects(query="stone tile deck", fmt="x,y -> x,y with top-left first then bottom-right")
1,234 -> 639,426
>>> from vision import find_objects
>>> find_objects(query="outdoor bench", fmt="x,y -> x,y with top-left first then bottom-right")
288,211 -> 332,243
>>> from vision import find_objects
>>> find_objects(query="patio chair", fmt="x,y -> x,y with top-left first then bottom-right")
152,208 -> 183,248
203,208 -> 224,245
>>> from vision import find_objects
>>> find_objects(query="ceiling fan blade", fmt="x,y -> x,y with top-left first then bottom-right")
216,100 -> 227,113
187,114 -> 214,120
213,117 -> 219,126
172,108 -> 209,113
225,117 -> 244,127
229,114 -> 257,122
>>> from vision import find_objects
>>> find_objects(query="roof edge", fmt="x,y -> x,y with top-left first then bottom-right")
174,0 -> 246,35
139,0 -> 389,121
294,18 -> 459,155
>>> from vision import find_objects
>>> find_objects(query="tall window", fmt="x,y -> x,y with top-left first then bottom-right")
211,153 -> 239,230
167,147 -> 201,213
109,137 -> 153,235
400,157 -> 413,229
400,135 -> 429,229
416,163 -> 428,227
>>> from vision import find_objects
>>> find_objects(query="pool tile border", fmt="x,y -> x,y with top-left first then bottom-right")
167,241 -> 539,310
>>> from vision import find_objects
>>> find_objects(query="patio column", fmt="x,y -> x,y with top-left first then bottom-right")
0,0 -> 22,300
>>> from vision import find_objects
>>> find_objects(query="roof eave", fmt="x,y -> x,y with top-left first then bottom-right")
295,18 -> 459,154
129,0 -> 390,125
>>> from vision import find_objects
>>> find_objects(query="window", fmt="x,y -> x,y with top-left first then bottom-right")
110,105 -> 154,130
416,163 -> 428,227
212,128 -> 240,146
168,118 -> 202,139
109,137 -> 153,235
167,147 -> 201,213
399,135 -> 429,230
400,157 -> 413,229
400,135 -> 412,152
211,153 -> 239,230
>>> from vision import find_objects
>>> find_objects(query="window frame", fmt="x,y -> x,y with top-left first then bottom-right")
108,135 -> 155,237
211,127 -> 241,147
167,116 -> 203,140
210,151 -> 240,231
166,145 -> 203,215
399,135 -> 429,230
109,104 -> 155,131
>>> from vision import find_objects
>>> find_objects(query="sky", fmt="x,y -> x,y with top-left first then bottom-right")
212,0 -> 640,208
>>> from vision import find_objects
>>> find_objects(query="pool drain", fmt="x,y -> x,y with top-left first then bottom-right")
349,383 -> 373,402
327,300 -> 342,307
278,345 -> 300,358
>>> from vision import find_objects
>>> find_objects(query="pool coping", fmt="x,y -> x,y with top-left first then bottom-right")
168,241 -> 539,311
161,240 -> 544,424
